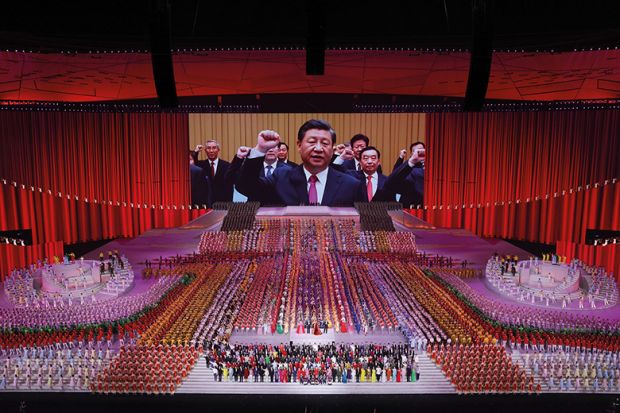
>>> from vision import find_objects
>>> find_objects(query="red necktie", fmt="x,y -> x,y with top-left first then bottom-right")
366,175 -> 373,201
210,161 -> 215,177
308,175 -> 318,204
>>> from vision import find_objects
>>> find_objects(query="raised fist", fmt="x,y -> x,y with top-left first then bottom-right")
335,143 -> 346,155
399,149 -> 407,159
237,146 -> 251,159
339,147 -> 354,161
256,130 -> 280,153
409,148 -> 425,165
194,144 -> 204,152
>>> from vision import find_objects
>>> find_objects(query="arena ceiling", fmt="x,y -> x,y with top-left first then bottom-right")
1,0 -> 619,105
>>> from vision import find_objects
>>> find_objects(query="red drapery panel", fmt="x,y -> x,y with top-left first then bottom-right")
0,182 -> 207,241
0,111 -> 190,223
0,241 -> 64,278
0,182 -> 207,280
421,111 -> 620,275
557,241 -> 620,280
0,111 -> 203,278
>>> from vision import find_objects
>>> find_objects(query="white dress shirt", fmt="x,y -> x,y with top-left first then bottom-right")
302,166 -> 329,204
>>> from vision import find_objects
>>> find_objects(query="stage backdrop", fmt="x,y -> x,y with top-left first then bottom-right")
189,113 -> 426,174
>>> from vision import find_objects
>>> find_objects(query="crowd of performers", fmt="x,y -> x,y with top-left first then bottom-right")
521,348 -> 620,392
204,343 -> 420,384
0,276 -> 179,333
429,343 -> 539,394
92,344 -> 200,394
434,267 -> 620,340
0,346 -> 112,390
1,224 -> 620,396
3,251 -> 130,309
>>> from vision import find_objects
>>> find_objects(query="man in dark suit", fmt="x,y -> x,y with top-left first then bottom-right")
262,147 -> 292,177
393,141 -> 424,170
337,134 -> 368,171
389,142 -> 425,208
347,146 -> 396,202
236,119 -> 366,206
227,147 -> 292,203
277,142 -> 298,167
192,140 -> 234,202
332,134 -> 382,174
189,151 -> 212,207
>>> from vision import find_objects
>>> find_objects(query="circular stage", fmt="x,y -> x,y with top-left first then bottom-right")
485,257 -> 618,310
518,261 -> 580,293
3,255 -> 134,308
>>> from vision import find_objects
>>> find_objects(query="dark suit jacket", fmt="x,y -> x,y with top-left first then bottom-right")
247,157 -> 293,205
387,162 -> 424,208
259,160 -> 291,177
229,158 -> 293,203
192,153 -> 234,202
346,170 -> 396,202
393,157 -> 404,171
334,158 -> 383,174
190,164 -> 212,207
340,159 -> 358,171
281,159 -> 298,167
236,157 -> 366,206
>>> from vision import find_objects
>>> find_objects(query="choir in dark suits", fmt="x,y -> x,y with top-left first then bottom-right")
189,121 -> 424,208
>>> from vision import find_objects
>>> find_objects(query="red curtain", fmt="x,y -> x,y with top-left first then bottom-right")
0,111 -> 205,279
421,111 -> 620,276
556,241 -> 620,279
0,241 -> 64,277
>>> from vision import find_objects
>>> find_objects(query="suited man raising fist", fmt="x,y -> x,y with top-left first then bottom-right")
387,142 -> 425,208
192,140 -> 234,203
236,119 -> 366,206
